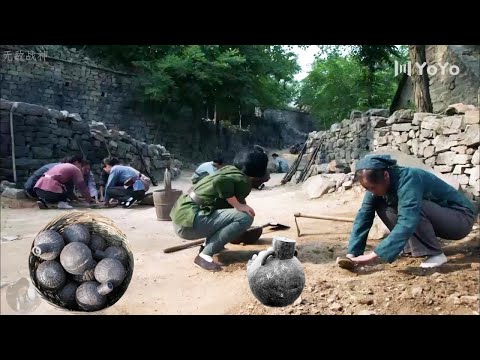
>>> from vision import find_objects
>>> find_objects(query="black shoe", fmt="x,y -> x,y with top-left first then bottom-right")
122,197 -> 137,208
37,199 -> 48,209
194,255 -> 222,272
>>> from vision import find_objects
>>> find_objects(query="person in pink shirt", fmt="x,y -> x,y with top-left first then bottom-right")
34,159 -> 93,209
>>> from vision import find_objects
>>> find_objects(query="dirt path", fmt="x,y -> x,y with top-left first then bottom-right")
1,151 -> 479,315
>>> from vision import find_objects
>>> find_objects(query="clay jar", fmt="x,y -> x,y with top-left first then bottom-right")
36,260 -> 67,291
31,230 -> 65,261
62,224 -> 91,245
76,281 -> 113,311
247,236 -> 305,307
57,282 -> 79,306
89,234 -> 106,253
94,258 -> 126,288
94,246 -> 128,267
60,242 -> 96,275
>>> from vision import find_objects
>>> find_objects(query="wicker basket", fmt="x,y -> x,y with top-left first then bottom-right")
28,211 -> 134,312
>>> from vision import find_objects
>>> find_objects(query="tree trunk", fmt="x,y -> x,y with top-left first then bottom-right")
409,45 -> 433,112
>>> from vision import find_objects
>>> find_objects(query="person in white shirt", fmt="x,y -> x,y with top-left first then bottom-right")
191,153 -> 225,184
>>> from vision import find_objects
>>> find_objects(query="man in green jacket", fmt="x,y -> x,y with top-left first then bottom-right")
170,148 -> 268,272
342,154 -> 477,269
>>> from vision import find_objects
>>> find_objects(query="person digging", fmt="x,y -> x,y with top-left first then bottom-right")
169,147 -> 268,272
337,154 -> 477,271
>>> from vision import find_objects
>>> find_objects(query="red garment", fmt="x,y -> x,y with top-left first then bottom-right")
34,163 -> 92,202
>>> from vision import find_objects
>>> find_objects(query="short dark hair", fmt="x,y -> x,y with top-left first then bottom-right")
272,153 -> 279,157
61,154 -> 84,164
234,148 -> 268,178
103,157 -> 120,167
354,168 -> 388,184
213,153 -> 224,165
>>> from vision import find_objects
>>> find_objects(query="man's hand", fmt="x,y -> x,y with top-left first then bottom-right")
350,252 -> 378,265
237,204 -> 255,218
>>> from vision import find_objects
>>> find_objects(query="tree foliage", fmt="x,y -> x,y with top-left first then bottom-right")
297,45 -> 408,129
83,45 -> 300,120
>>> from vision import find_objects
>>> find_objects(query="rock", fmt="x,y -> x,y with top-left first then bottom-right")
459,295 -> 479,304
327,160 -> 349,173
350,111 -> 362,120
0,99 -> 14,110
445,103 -> 476,115
337,139 -> 345,148
464,109 -> 479,125
399,144 -> 410,154
47,108 -> 66,120
330,123 -> 341,132
453,154 -> 472,165
400,132 -> 409,143
411,287 -> 423,297
442,115 -> 464,131
1,188 -> 26,199
330,303 -> 343,311
367,109 -> 389,118
342,180 -> 353,190
368,215 -> 390,240
293,296 -> 302,306
16,102 -> 47,116
434,165 -> 453,173
471,263 -> 480,270
432,135 -> 458,154
67,113 -> 82,122
472,150 -> 479,165
0,180 -> 16,192
411,139 -> 419,156
451,145 -> 468,154
302,175 -> 336,199
408,130 -> 416,139
424,146 -> 435,159
328,187 -> 336,194
459,124 -> 480,147
109,140 -> 118,148
377,136 -> 388,146
60,110 -> 69,118
420,129 -> 434,139
357,297 -> 374,305
388,109 -> 415,124
468,167 -> 480,185
357,310 -> 376,315
452,165 -> 472,175
412,112 -> 432,126
90,121 -> 107,132
1,235 -> 19,241
421,115 -> 443,132
436,151 -> 457,166
391,123 -> 413,132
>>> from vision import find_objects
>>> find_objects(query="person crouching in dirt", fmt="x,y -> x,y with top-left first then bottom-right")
339,154 -> 477,270
102,157 -> 149,208
191,153 -> 226,184
170,148 -> 268,272
34,159 -> 93,209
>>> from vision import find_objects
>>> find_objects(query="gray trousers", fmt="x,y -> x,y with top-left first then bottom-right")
174,209 -> 254,256
376,199 -> 475,257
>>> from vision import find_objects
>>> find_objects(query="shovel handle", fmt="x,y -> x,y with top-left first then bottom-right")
293,212 -> 355,223
163,239 -> 204,253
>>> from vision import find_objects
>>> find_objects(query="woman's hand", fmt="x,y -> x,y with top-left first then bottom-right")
349,252 -> 378,265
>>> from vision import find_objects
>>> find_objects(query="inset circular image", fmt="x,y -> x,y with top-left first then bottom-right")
28,212 -> 134,312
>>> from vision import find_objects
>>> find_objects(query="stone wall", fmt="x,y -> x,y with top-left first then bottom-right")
304,104 -> 480,201
0,45 -> 313,164
0,99 -> 179,187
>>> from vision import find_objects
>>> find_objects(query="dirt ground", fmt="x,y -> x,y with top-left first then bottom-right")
1,150 -> 479,315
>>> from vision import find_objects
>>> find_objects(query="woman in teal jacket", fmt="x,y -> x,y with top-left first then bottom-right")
345,155 -> 477,269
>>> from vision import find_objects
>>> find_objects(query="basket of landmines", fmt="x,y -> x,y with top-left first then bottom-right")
28,211 -> 134,312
